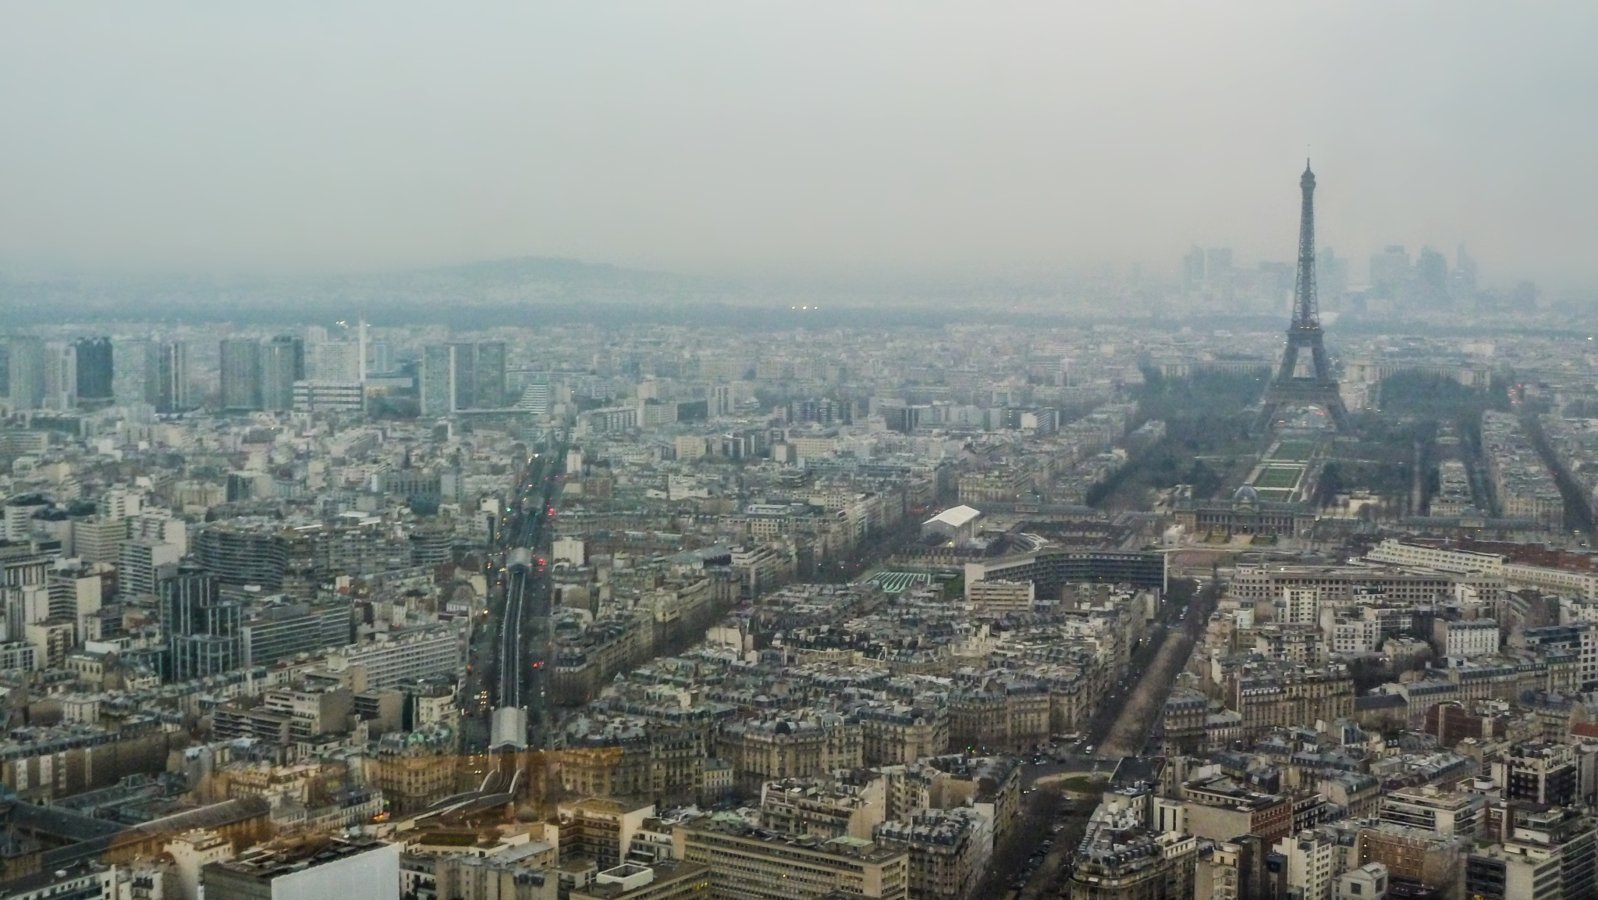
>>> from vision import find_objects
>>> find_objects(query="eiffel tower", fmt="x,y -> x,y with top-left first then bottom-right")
1256,160 -> 1352,433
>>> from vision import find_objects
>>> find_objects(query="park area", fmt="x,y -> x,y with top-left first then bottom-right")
1270,439 -> 1318,461
1252,464 -> 1304,491
1241,436 -> 1321,502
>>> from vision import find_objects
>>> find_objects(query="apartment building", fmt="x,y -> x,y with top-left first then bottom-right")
1275,829 -> 1336,900
321,625 -> 463,691
1378,785 -> 1484,838
1181,775 -> 1294,847
716,714 -> 862,793
856,703 -> 949,766
673,817 -> 909,900
964,579 -> 1034,617
873,809 -> 989,900
1229,663 -> 1354,739
760,776 -> 885,841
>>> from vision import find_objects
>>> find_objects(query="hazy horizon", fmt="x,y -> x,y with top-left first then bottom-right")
3,2 -> 1595,292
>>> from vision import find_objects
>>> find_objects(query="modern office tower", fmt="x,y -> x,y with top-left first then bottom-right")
299,338 -> 364,414
514,378 -> 553,417
219,339 -> 263,410
1204,246 -> 1233,293
1369,244 -> 1411,294
441,340 -> 507,410
127,510 -> 188,554
291,381 -> 364,411
419,344 -> 456,417
368,339 -> 394,375
194,523 -> 290,589
1182,246 -> 1206,294
2,584 -> 48,643
5,335 -> 46,409
710,384 -> 733,417
73,337 -> 113,404
260,335 -> 305,411
795,397 -> 840,424
145,340 -> 190,413
447,342 -> 469,412
42,342 -> 77,410
1204,246 -> 1233,274
112,337 -> 148,405
158,561 -> 242,682
447,341 -> 479,410
71,517 -> 127,564
880,401 -> 928,433
309,340 -> 362,383
1316,247 -> 1349,308
473,340 -> 507,408
119,538 -> 184,598
1415,246 -> 1451,306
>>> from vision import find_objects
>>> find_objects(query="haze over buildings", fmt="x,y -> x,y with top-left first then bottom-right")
1,3 -> 1595,292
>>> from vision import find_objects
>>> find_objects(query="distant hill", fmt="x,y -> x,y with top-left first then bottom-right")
0,256 -> 1317,331
0,256 -> 713,325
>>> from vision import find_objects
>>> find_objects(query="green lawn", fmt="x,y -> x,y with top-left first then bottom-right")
1252,466 -> 1303,490
1271,440 -> 1318,461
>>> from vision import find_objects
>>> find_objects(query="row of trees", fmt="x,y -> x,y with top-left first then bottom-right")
1085,369 -> 1268,509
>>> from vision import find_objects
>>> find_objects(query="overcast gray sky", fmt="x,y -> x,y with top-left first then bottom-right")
1,2 -> 1594,289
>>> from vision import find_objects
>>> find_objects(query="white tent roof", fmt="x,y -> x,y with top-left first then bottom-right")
924,505 -> 981,529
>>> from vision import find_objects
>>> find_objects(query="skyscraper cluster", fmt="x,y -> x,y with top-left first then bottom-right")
144,340 -> 189,413
219,335 -> 308,412
419,340 -> 507,417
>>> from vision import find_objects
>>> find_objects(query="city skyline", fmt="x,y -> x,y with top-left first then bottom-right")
9,4 -> 1598,898
4,310 -> 1598,899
